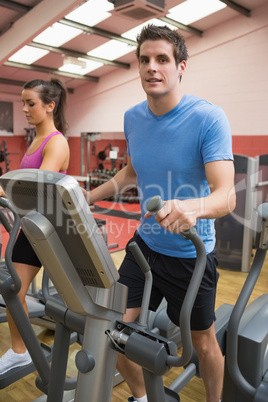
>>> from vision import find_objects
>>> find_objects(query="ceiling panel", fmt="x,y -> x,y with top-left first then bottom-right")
0,0 -> 266,94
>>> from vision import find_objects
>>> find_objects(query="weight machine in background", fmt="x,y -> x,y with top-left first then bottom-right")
80,132 -> 101,180
79,132 -> 138,202
0,139 -> 20,175
0,129 -> 35,176
24,127 -> 36,149
215,153 -> 268,273
80,132 -> 127,175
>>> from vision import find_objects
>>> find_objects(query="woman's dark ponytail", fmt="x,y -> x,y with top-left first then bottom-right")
23,78 -> 68,135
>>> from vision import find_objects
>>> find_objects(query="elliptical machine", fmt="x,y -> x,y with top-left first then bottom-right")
0,170 -> 211,401
222,203 -> 268,401
138,197 -> 268,401
0,170 -> 267,401
0,196 -> 85,398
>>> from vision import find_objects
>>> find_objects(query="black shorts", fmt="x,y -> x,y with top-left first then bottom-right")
118,232 -> 219,331
12,230 -> 42,268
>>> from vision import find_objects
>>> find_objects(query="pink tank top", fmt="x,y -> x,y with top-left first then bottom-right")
20,131 -> 67,173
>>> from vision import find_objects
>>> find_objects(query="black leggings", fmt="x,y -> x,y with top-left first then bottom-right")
12,229 -> 42,268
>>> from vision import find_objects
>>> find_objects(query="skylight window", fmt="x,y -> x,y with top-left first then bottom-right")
33,22 -> 82,47
122,18 -> 176,41
88,40 -> 136,61
8,46 -> 49,64
168,0 -> 227,25
59,58 -> 103,75
65,0 -> 113,27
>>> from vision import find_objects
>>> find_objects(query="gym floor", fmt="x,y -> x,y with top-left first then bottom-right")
0,248 -> 267,402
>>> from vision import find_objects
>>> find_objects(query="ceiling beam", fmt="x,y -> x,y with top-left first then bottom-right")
0,77 -> 26,86
61,18 -> 137,47
0,0 -> 84,65
220,0 -> 251,17
0,77 -> 74,93
159,16 -> 203,37
0,0 -> 31,13
29,42 -> 130,70
4,61 -> 99,82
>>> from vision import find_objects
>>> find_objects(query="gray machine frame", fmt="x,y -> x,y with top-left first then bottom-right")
215,153 -> 268,273
0,170 -> 209,402
1,170 -> 267,401
0,169 -> 128,401
80,132 -> 101,179
222,202 -> 268,401
215,154 -> 258,272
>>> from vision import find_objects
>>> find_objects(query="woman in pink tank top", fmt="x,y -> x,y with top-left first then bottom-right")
0,78 -> 70,374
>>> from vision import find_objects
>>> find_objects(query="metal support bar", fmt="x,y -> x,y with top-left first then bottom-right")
47,322 -> 72,401
29,42 -> 130,70
220,0 -> 251,17
1,292 -> 51,386
143,370 -> 167,402
159,16 -> 203,37
80,132 -> 101,177
0,0 -> 83,64
4,61 -> 99,82
61,18 -> 137,47
0,0 -> 31,13
256,181 -> 268,188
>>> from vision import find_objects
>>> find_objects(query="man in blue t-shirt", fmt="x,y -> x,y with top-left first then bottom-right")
86,24 -> 236,402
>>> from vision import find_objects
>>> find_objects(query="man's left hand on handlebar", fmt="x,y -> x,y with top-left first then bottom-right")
144,199 -> 198,234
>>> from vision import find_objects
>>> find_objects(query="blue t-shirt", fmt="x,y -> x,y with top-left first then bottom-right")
124,94 -> 233,258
